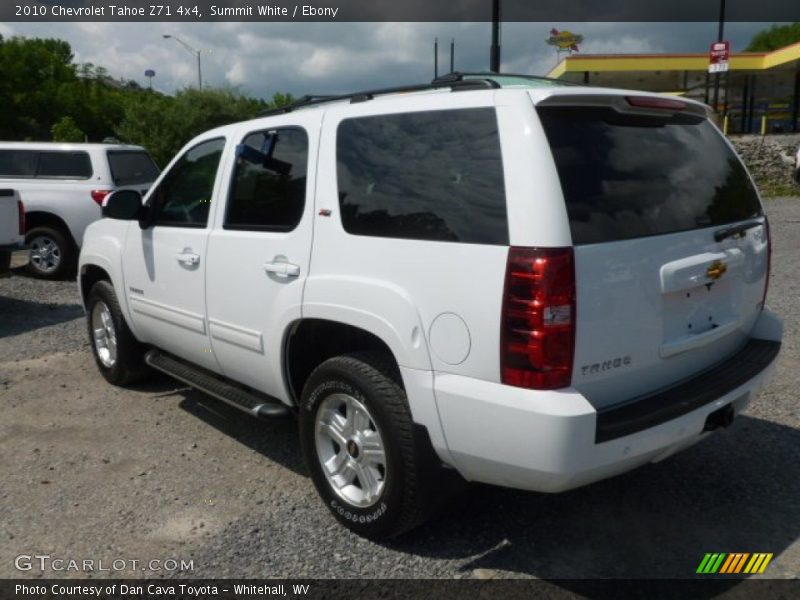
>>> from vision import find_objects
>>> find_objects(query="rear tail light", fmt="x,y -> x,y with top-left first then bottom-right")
501,247 -> 576,390
762,217 -> 772,307
17,199 -> 25,235
91,189 -> 112,206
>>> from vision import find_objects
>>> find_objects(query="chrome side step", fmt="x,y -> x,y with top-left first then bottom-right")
144,349 -> 291,419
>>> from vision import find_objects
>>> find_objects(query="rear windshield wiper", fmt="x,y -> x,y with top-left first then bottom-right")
714,219 -> 763,243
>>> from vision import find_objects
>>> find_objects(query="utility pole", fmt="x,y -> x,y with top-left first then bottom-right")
712,0 -> 726,112
450,38 -> 455,73
490,0 -> 501,72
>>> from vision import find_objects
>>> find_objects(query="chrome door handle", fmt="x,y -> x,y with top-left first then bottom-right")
176,250 -> 200,266
263,261 -> 300,277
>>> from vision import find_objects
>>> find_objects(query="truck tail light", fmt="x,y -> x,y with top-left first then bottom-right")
91,189 -> 112,206
17,199 -> 25,235
501,247 -> 576,390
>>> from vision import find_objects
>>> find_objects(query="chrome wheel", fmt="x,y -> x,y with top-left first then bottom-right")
29,235 -> 62,274
315,393 -> 387,508
91,301 -> 118,368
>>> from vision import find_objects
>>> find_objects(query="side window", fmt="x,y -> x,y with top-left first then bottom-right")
37,151 -> 93,179
151,138 -> 225,228
336,108 -> 508,245
225,127 -> 308,231
0,150 -> 37,178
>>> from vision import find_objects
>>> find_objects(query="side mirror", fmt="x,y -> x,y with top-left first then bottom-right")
103,190 -> 142,220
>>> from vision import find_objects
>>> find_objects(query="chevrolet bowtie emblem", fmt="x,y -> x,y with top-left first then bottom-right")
706,260 -> 728,281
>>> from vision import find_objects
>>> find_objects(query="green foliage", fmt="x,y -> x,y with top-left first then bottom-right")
51,116 -> 85,142
0,34 -> 294,168
745,23 -> 800,52
115,87 -> 276,166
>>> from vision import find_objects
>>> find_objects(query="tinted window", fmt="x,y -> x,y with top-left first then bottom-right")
0,150 -> 38,177
538,106 -> 762,245
37,151 -> 92,179
152,138 -> 225,228
226,128 -> 308,231
107,151 -> 160,186
336,108 -> 508,244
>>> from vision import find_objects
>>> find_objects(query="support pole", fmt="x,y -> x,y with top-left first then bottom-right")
490,0 -> 501,72
712,0 -> 726,112
792,70 -> 800,133
434,38 -> 438,79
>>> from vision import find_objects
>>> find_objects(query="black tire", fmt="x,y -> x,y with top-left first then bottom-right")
86,280 -> 149,386
26,226 -> 75,280
299,352 -> 428,539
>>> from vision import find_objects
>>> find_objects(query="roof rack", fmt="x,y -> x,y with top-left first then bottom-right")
258,77 -> 500,117
432,71 -> 581,87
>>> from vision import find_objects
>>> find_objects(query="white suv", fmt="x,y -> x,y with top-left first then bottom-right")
78,75 -> 782,539
0,142 -> 159,278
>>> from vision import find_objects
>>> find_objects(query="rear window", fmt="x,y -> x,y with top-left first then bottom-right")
336,108 -> 508,245
107,151 -> 160,186
538,106 -> 762,245
37,151 -> 92,179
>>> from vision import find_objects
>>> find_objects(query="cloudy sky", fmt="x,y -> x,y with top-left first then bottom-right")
0,21 -> 783,99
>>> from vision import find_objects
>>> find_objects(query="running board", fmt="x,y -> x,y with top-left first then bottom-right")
144,349 -> 291,419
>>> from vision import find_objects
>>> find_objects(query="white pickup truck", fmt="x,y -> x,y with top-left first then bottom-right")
79,74 -> 783,539
0,189 -> 29,277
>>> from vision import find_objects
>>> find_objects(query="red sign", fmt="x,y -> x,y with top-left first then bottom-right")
709,41 -> 730,73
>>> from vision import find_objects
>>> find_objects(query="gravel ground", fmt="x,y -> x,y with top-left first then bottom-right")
0,198 -> 798,580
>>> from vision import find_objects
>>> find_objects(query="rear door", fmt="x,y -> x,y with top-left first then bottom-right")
204,114 -> 319,400
535,96 -> 768,408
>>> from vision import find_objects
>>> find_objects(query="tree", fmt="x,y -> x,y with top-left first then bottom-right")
745,22 -> 800,52
51,116 -> 85,142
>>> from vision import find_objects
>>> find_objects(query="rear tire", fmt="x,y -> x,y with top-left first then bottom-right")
86,280 -> 148,385
299,352 -> 428,539
26,226 -> 74,280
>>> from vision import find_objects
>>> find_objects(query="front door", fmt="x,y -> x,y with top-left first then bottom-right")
205,116 -> 319,400
123,136 -> 228,372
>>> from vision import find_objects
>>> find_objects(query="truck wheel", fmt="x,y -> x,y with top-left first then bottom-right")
26,226 -> 74,279
299,352 -> 427,539
86,280 -> 148,386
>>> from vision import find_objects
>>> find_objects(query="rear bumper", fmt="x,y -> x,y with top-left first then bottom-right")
0,245 -> 29,276
433,311 -> 782,493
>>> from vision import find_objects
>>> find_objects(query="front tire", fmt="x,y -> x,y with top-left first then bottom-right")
26,226 -> 74,279
299,352 -> 427,539
86,280 -> 148,385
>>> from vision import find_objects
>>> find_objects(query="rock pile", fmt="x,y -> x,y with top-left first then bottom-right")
729,134 -> 800,196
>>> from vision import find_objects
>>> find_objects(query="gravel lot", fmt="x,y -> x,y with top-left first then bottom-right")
1,198 -> 798,580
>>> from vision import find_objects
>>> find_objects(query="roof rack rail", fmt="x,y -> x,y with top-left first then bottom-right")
257,78 -> 500,118
432,71 -> 581,87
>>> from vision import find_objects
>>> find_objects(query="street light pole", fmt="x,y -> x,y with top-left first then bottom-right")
163,34 -> 205,89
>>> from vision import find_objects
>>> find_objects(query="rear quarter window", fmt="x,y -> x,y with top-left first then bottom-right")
36,151 -> 93,179
537,106 -> 762,245
336,107 -> 508,245
107,151 -> 160,186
